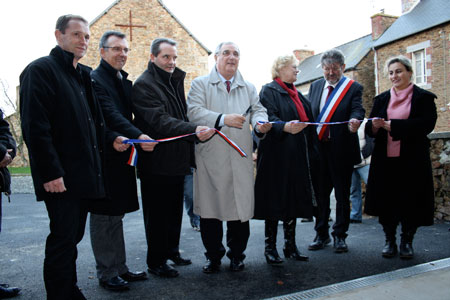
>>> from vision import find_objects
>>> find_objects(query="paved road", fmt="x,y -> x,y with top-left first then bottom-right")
1,178 -> 450,299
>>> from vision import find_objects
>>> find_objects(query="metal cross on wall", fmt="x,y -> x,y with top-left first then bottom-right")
115,10 -> 146,42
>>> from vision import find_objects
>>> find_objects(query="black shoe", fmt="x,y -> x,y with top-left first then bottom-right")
0,284 -> 20,298
148,263 -> 179,278
202,259 -> 221,274
168,254 -> 192,266
99,276 -> 129,291
308,236 -> 331,250
120,271 -> 148,282
229,258 -> 245,272
399,242 -> 414,259
333,236 -> 348,253
382,240 -> 398,258
283,246 -> 309,261
264,249 -> 283,264
350,219 -> 362,224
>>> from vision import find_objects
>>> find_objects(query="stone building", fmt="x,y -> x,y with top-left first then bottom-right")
81,0 -> 211,92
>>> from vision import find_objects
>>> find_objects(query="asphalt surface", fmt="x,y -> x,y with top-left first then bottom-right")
1,176 -> 450,299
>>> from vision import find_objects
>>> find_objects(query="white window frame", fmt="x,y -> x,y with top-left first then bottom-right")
407,40 -> 431,89
412,49 -> 426,85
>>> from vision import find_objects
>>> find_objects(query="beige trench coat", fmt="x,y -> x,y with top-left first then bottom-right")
187,68 -> 268,222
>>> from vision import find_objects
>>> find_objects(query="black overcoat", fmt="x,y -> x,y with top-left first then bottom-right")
254,81 -> 319,220
364,85 -> 437,226
132,62 -> 197,176
19,46 -> 106,201
89,59 -> 141,215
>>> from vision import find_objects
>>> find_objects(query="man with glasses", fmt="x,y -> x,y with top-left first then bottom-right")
132,38 -> 214,278
89,30 -> 154,291
307,48 -> 364,253
187,42 -> 271,273
20,15 -> 105,299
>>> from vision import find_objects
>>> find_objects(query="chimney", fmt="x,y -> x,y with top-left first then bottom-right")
293,49 -> 314,64
401,0 -> 420,14
371,11 -> 398,40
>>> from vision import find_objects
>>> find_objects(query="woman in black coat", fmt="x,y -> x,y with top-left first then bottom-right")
254,55 -> 319,264
365,55 -> 437,259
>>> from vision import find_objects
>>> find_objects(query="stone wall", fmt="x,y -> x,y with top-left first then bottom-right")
429,132 -> 450,221
375,23 -> 450,132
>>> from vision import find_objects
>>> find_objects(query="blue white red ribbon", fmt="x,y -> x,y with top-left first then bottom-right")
123,129 -> 247,166
257,117 -> 380,126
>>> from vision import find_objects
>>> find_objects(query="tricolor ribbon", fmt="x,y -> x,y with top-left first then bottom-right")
123,128 -> 247,166
257,117 -> 380,126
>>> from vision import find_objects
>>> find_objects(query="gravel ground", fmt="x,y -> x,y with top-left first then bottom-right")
10,175 -> 35,194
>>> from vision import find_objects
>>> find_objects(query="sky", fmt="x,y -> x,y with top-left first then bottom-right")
0,0 -> 402,115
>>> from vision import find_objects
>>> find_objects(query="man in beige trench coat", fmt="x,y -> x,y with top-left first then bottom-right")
187,42 -> 271,273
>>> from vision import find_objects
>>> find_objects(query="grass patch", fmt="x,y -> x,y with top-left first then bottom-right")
8,166 -> 31,175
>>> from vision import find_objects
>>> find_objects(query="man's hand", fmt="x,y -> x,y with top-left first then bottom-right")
196,126 -> 215,141
224,114 -> 246,129
0,149 -> 13,168
283,121 -> 307,134
113,136 -> 130,152
43,177 -> 66,193
256,122 -> 272,134
372,118 -> 385,129
348,118 -> 361,133
138,134 -> 158,152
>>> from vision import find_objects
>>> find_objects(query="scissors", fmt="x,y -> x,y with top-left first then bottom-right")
242,105 -> 252,117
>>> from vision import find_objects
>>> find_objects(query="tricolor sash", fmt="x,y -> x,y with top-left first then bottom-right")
316,76 -> 354,140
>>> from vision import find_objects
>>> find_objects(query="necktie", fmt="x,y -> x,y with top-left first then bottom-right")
226,80 -> 231,93
321,86 -> 334,141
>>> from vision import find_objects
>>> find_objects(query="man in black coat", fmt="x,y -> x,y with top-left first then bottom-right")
90,31 -> 154,291
0,110 -> 20,299
20,15 -> 106,300
307,49 -> 365,253
132,38 -> 214,278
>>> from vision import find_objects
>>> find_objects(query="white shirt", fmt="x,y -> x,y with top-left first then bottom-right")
217,70 -> 235,127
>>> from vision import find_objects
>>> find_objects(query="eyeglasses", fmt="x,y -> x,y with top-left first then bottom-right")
322,65 -> 342,73
104,46 -> 130,54
221,50 -> 240,58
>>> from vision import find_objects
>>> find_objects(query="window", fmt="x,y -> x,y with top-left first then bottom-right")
412,49 -> 426,85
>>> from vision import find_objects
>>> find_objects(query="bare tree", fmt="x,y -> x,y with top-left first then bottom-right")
0,78 -> 28,166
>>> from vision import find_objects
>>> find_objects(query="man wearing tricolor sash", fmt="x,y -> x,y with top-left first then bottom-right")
307,49 -> 365,253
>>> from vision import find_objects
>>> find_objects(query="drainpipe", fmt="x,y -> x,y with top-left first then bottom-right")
373,47 -> 379,95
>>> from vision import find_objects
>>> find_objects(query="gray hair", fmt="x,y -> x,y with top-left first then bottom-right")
150,38 -> 177,57
99,31 -> 126,50
321,48 -> 345,67
214,42 -> 240,56
385,55 -> 413,75
55,14 -> 88,34
271,55 -> 298,79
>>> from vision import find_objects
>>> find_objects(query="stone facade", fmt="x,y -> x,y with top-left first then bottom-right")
81,0 -> 211,93
429,132 -> 450,221
374,23 -> 450,132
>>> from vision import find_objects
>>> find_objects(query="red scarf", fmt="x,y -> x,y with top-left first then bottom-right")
274,78 -> 309,122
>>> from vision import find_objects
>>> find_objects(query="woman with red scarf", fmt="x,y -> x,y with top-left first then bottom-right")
254,55 -> 320,264
365,56 -> 437,259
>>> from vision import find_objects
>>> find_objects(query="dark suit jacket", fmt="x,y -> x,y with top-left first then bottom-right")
90,59 -> 142,215
308,77 -> 365,166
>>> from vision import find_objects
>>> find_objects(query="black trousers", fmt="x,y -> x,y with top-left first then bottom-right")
43,196 -> 88,300
200,218 -> 250,262
314,141 -> 354,239
140,174 -> 184,267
